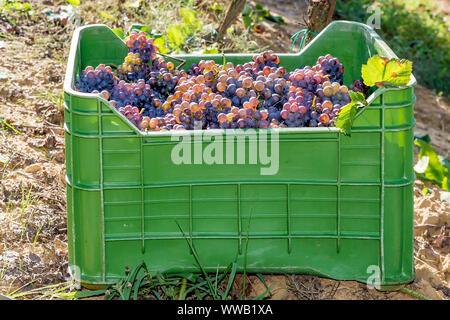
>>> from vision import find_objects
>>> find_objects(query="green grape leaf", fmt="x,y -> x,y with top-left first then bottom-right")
361,55 -> 386,87
361,55 -> 412,87
384,58 -> 412,85
153,36 -> 170,54
335,91 -> 367,136
348,90 -> 367,105
203,45 -> 218,54
243,16 -> 252,29
111,28 -> 124,39
129,25 -> 159,37
414,139 -> 449,191
334,102 -> 357,136
180,7 -> 200,28
139,26 -> 152,33
167,24 -> 186,48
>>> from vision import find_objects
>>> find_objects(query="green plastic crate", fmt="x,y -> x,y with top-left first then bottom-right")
63,21 -> 416,288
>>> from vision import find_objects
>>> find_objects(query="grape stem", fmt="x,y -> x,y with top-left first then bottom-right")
156,53 -> 186,70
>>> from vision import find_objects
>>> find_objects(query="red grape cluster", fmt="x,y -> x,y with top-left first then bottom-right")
317,54 -> 344,83
350,79 -> 370,96
117,105 -> 142,128
75,64 -> 117,93
75,42 -> 366,131
116,52 -> 152,82
126,31 -> 158,63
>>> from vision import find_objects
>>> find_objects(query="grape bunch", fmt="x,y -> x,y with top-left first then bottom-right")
75,64 -> 117,93
108,79 -> 166,118
116,52 -> 152,82
116,31 -> 159,82
350,79 -> 370,96
126,31 -> 158,63
163,69 -> 225,130
75,41 -> 368,132
168,55 -> 287,130
217,102 -> 271,129
117,105 -> 142,128
146,58 -> 181,102
316,54 -> 344,84
312,81 -> 351,127
110,32 -> 183,117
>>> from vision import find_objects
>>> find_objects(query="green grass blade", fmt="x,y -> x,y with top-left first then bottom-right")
241,213 -> 252,300
176,221 -> 219,300
222,262 -> 238,300
152,289 -> 163,300
121,262 -> 145,300
74,289 -> 107,299
133,273 -> 148,300
178,278 -> 187,300
105,292 -> 115,300
181,280 -> 209,300
37,284 -> 72,300
218,261 -> 234,282
400,287 -> 432,300
214,266 -> 219,298
0,118 -> 22,135
194,288 -> 202,300
10,282 -> 70,299
167,273 -> 198,282
7,280 -> 35,296
156,272 -> 170,299
252,287 -> 271,300
274,289 -> 288,300
140,262 -> 153,284
256,273 -> 273,298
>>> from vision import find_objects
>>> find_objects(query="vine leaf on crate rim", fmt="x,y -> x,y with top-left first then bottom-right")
111,28 -> 125,39
335,91 -> 367,136
361,55 -> 412,87
335,104 -> 356,136
348,90 -> 367,105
